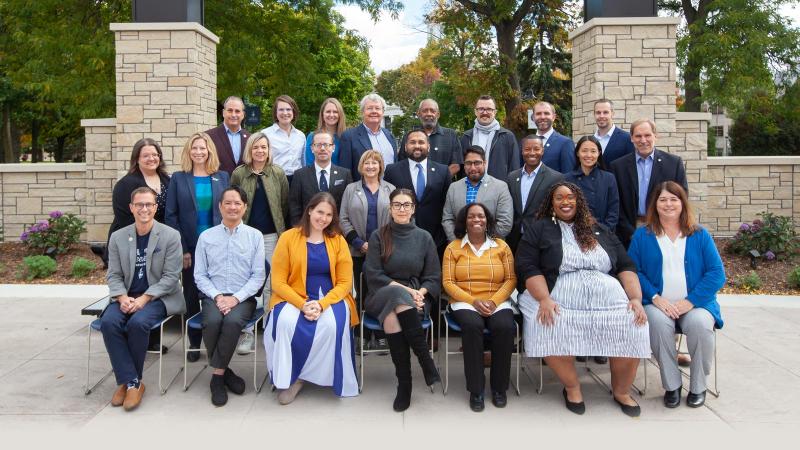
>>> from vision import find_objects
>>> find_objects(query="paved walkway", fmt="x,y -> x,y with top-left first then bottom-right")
1,285 -> 798,432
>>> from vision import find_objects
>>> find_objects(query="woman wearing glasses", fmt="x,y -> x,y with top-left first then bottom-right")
165,133 -> 230,359
363,188 -> 441,412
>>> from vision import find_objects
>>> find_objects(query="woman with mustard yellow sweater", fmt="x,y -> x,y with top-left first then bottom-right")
264,192 -> 359,404
442,203 -> 517,412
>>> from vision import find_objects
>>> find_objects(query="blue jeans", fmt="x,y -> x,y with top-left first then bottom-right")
100,299 -> 167,385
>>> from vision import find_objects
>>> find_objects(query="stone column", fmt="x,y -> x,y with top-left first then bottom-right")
569,17 -> 710,227
110,22 -> 219,174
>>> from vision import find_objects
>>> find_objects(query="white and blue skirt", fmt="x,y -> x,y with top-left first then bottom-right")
264,300 -> 359,397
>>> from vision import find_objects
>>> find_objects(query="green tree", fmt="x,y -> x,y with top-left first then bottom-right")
729,83 -> 800,156
661,0 -> 800,114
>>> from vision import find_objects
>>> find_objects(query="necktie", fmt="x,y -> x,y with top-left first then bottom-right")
415,163 -> 425,200
637,158 -> 648,216
319,169 -> 328,192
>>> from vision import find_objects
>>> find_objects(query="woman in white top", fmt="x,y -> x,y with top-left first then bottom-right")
628,181 -> 725,409
262,95 -> 305,183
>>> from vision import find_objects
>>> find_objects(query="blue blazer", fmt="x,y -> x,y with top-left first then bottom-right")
565,168 -> 619,231
602,127 -> 635,165
541,130 -> 575,174
304,132 -> 340,167
165,170 -> 230,254
339,125 -> 397,181
627,226 -> 726,328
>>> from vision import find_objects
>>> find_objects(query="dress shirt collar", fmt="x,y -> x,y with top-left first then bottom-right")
362,123 -> 384,136
522,162 -> 542,177
538,128 -> 555,140
224,124 -> 242,135
408,158 -> 428,172
222,221 -> 244,235
594,124 -> 616,139
460,235 -> 498,257
315,161 -> 332,178
636,151 -> 655,163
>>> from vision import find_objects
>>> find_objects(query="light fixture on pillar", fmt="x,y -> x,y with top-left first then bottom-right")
133,0 -> 204,25
583,0 -> 657,21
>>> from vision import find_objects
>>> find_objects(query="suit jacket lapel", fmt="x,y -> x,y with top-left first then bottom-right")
421,163 -> 439,200
647,149 -> 663,193
127,227 -> 136,290
358,127 -> 372,153
145,224 -> 160,277
627,156 -> 640,208
184,173 -> 198,214
523,168 -> 546,213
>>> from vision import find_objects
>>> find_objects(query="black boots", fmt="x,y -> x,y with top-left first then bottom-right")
397,309 -> 440,387
387,332 -> 411,412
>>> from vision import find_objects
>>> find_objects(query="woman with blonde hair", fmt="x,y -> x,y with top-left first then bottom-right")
304,98 -> 347,166
166,132 -> 230,357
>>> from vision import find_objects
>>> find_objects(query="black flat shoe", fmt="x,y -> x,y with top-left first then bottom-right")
593,356 -> 608,364
614,397 -> 641,417
562,388 -> 585,415
491,391 -> 507,408
469,393 -> 485,412
663,388 -> 681,408
575,356 -> 588,362
687,390 -> 706,408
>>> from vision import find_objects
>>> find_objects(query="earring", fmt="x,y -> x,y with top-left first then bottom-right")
551,211 -> 557,224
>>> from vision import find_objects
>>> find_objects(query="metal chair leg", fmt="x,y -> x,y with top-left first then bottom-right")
84,321 -> 113,396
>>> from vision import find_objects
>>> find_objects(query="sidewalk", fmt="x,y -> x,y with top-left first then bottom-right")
1,285 -> 798,432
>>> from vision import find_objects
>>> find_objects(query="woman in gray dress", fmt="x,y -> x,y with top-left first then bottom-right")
363,188 -> 441,412
516,182 -> 649,417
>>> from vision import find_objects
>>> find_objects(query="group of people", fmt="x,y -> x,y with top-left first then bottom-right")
99,93 -> 725,418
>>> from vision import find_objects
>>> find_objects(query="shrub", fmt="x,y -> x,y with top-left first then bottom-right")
728,212 -> 798,260
788,267 -> 800,289
21,256 -> 57,281
71,257 -> 96,278
733,271 -> 763,293
20,211 -> 86,256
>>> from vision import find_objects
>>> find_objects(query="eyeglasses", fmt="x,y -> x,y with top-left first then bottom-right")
390,202 -> 414,211
313,143 -> 333,148
132,202 -> 157,210
463,160 -> 484,167
475,107 -> 496,113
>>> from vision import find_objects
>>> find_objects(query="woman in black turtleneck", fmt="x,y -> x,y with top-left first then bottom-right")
363,188 -> 441,412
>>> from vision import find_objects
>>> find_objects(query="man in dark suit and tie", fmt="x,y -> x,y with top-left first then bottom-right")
339,93 -> 397,181
532,101 -> 575,174
384,129 -> 452,256
206,96 -> 251,175
289,131 -> 352,225
593,99 -> 635,165
611,118 -> 688,248
506,135 -> 564,252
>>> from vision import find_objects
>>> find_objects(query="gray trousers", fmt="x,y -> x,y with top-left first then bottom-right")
202,297 -> 256,369
645,304 -> 715,394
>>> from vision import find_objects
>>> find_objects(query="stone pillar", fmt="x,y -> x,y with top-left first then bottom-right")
80,118 -> 116,242
110,22 -> 219,174
569,17 -> 710,227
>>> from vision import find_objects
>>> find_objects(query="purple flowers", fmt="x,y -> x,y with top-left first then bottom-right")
20,232 -> 29,242
49,211 -> 63,219
765,251 -> 776,261
739,222 -> 751,232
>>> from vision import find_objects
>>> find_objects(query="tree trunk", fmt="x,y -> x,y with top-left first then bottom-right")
55,135 -> 66,162
495,20 -> 522,126
31,119 -> 41,163
2,103 -> 13,163
681,0 -> 710,112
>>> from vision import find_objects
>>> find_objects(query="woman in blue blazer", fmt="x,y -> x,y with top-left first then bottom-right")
628,181 -> 725,409
165,132 -> 230,357
565,136 -> 619,231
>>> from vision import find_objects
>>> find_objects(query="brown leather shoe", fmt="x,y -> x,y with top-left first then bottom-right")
123,382 -> 145,411
111,384 -> 126,407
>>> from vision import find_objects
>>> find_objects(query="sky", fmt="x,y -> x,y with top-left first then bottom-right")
336,1 -> 800,75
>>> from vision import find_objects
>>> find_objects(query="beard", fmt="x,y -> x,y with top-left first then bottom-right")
406,149 -> 428,162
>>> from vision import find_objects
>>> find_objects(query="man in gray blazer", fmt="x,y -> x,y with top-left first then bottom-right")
102,186 -> 184,411
442,145 -> 513,241
506,136 -> 564,251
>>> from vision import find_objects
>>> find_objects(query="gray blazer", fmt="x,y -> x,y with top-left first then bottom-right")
339,179 -> 395,257
106,221 -> 185,315
441,174 -> 513,241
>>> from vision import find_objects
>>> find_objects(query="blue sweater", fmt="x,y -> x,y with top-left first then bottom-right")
628,226 -> 726,329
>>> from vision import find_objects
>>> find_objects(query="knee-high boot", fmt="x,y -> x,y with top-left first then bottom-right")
387,332 -> 411,412
397,308 -> 440,386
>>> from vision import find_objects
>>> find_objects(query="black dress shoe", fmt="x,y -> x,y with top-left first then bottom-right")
614,397 -> 641,417
491,391 -> 507,408
224,368 -> 246,395
562,388 -> 585,415
469,393 -> 485,412
210,375 -> 228,407
687,390 -> 706,408
663,388 -> 681,408
575,356 -> 588,362
187,344 -> 200,362
593,356 -> 608,364
148,343 -> 168,354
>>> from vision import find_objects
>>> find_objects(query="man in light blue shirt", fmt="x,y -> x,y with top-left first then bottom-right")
195,186 -> 266,406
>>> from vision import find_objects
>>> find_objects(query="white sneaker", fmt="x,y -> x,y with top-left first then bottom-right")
236,332 -> 255,355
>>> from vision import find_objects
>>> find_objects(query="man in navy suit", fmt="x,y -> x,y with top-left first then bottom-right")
532,101 -> 575,174
611,119 -> 688,248
206,96 -> 251,175
384,129 -> 451,255
289,132 -> 352,225
339,93 -> 397,181
593,99 -> 635,165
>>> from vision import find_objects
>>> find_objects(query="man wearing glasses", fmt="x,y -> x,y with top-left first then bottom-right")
441,145 -> 513,242
206,96 -> 251,175
460,95 -> 520,179
102,187 -> 184,411
288,131 -> 352,225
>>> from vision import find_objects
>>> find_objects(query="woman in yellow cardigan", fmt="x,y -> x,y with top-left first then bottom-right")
264,192 -> 359,404
442,203 -> 517,412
